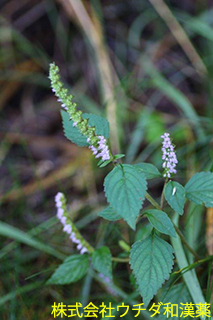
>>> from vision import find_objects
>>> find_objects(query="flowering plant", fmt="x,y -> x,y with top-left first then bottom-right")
48,63 -> 213,317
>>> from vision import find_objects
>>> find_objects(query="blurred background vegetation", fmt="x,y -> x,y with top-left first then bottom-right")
0,0 -> 213,319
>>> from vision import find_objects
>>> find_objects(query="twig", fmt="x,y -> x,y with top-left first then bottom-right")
145,192 -> 201,260
173,224 -> 200,261
112,257 -> 129,263
160,180 -> 167,209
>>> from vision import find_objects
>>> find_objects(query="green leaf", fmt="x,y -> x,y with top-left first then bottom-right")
47,254 -> 89,285
98,160 -> 112,168
92,246 -> 112,279
185,172 -> 213,207
145,209 -> 176,238
158,283 -> 192,320
130,233 -> 174,306
164,181 -> 185,215
114,154 -> 125,160
134,162 -> 161,180
135,223 -> 153,242
61,110 -> 88,147
104,164 -> 147,229
83,113 -> 109,138
98,206 -> 122,221
145,112 -> 165,143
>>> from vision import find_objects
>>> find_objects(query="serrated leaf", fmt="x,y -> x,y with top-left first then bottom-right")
98,206 -> 122,221
134,163 -> 161,180
185,172 -> 213,207
104,164 -> 147,229
130,233 -> 174,306
92,246 -> 112,279
61,111 -> 110,147
83,113 -> 109,138
158,283 -> 192,320
47,254 -> 89,285
61,110 -> 88,147
165,181 -> 185,215
135,223 -> 153,242
145,209 -> 176,238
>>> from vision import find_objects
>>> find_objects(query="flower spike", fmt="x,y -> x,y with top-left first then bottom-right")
49,63 -> 112,162
161,133 -> 178,178
55,192 -> 94,254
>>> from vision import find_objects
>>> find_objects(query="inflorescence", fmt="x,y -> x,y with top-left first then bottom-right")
161,133 -> 178,178
55,192 -> 93,254
88,136 -> 110,161
99,273 -> 118,297
49,63 -> 111,163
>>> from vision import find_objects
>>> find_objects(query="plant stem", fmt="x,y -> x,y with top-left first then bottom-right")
145,192 -> 162,210
145,192 -> 200,260
160,179 -> 167,209
173,224 -> 200,261
112,257 -> 129,263
172,255 -> 213,276
171,213 -> 207,320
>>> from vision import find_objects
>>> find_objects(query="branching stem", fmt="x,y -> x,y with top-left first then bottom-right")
145,192 -> 200,260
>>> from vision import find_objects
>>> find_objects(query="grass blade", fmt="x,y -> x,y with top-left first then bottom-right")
0,282 -> 42,306
0,221 -> 65,260
141,56 -> 205,139
172,213 -> 206,320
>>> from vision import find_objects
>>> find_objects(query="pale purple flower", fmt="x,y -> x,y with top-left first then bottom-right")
73,121 -> 77,127
55,95 -> 68,111
80,247 -> 87,254
161,133 -> 178,178
55,192 -> 63,204
63,224 -> 72,234
99,273 -> 118,297
89,135 -> 110,161
77,243 -> 83,250
55,192 -> 88,254
61,216 -> 67,226
61,103 -> 68,111
57,208 -> 64,220
99,273 -> 111,284
89,145 -> 98,155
